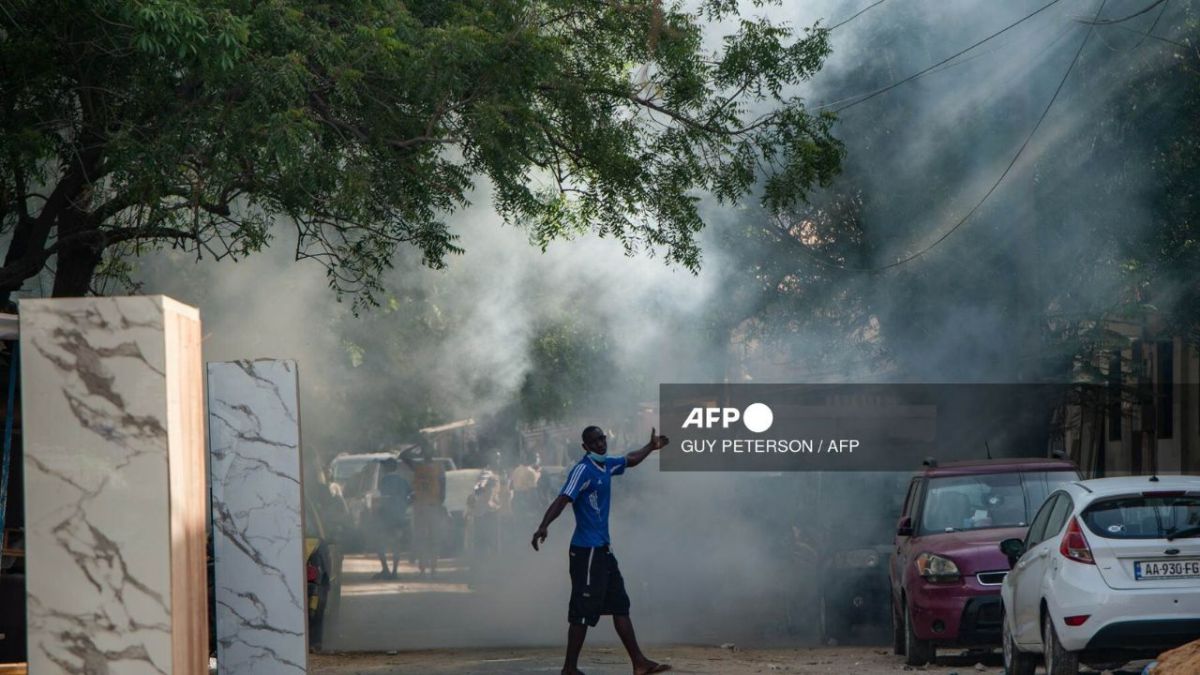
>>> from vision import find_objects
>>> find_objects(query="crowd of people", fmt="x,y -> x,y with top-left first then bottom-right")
356,446 -> 551,582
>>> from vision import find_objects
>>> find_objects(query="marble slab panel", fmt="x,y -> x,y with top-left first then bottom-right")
207,360 -> 306,674
19,296 -> 208,674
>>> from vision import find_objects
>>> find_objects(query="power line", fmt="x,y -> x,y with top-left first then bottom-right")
1090,0 -> 1171,52
820,0 -> 1067,113
789,0 -> 1110,274
1077,0 -> 1167,24
814,16 -> 1069,113
828,0 -> 889,31
1133,0 -> 1170,48
1112,20 -> 1193,50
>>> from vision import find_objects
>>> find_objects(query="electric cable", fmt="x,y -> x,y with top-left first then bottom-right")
819,0 -> 1067,113
1133,0 -> 1171,48
1077,0 -> 1167,24
828,0 -> 889,31
786,0 -> 1110,273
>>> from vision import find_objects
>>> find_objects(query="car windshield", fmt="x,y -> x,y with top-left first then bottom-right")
920,470 -> 1077,534
1082,495 -> 1200,539
331,457 -> 374,481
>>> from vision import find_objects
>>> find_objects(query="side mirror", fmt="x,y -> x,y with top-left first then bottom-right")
896,515 -> 914,537
1000,538 -> 1025,568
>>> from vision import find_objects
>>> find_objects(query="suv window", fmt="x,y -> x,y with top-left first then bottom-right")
332,457 -> 374,482
1082,495 -> 1200,539
916,469 -> 1079,535
920,473 -> 1025,533
1025,494 -> 1059,549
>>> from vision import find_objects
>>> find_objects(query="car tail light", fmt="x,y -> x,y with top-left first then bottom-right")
307,563 -> 319,583
1060,516 -> 1095,564
1063,615 -> 1090,626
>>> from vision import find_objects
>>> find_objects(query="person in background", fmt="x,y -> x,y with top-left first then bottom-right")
373,458 -> 410,579
467,472 -> 502,584
403,445 -> 446,577
509,451 -> 542,518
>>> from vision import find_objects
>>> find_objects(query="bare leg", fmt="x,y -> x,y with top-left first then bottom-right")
614,615 -> 668,674
563,623 -> 587,674
415,509 -> 430,573
429,512 -> 441,575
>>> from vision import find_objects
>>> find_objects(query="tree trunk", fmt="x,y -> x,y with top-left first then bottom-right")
50,242 -> 102,297
0,138 -> 103,303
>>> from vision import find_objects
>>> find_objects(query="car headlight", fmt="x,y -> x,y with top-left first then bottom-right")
915,552 -> 960,582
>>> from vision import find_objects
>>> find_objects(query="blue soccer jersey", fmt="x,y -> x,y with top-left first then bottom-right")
559,454 -> 627,547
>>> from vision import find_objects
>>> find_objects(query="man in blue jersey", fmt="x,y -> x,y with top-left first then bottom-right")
531,426 -> 671,675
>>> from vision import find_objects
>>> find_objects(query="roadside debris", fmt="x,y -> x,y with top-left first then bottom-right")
1151,637 -> 1200,674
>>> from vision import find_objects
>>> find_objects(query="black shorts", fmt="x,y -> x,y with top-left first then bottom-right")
567,545 -> 630,626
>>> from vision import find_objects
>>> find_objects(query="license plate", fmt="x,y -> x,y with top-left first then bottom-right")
1135,559 -> 1200,580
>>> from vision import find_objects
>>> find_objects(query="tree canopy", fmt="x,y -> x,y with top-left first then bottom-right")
0,0 -> 843,306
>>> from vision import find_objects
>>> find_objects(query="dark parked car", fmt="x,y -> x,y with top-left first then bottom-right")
814,472 -> 911,644
889,458 -> 1080,665
305,502 -> 342,651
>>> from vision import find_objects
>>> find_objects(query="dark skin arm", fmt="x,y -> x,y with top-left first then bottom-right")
624,427 -> 669,469
398,446 -> 417,470
531,428 -> 669,551
531,494 -> 572,551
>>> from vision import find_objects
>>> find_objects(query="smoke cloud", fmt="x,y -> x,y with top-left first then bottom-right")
119,0 -> 1193,651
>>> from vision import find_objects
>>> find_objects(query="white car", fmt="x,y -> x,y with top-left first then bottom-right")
1000,475 -> 1200,674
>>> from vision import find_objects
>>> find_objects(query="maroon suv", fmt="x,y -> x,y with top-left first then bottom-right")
889,458 -> 1079,666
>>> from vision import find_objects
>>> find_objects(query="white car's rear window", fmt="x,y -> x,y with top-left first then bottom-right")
1082,495 -> 1200,539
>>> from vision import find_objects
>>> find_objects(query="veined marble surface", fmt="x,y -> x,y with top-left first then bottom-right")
207,359 -> 307,674
20,296 -> 200,674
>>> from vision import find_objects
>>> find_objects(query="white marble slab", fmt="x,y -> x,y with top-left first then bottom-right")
207,359 -> 307,674
20,295 -> 207,674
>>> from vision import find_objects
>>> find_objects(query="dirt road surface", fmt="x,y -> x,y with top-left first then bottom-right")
311,645 -> 1151,674
319,555 -> 1150,674
311,645 -> 998,674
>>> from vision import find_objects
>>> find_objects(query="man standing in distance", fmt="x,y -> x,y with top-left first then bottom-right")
373,458 -> 411,579
532,427 -> 672,675
402,444 -> 445,577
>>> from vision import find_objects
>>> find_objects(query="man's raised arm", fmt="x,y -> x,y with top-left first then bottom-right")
624,427 -> 670,469
531,494 -> 572,551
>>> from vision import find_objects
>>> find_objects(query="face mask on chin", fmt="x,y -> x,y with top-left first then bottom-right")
587,451 -> 607,463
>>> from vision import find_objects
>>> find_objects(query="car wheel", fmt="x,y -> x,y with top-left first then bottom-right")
1042,613 -> 1079,675
903,600 -> 935,666
891,595 -> 904,655
1002,611 -> 1036,675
